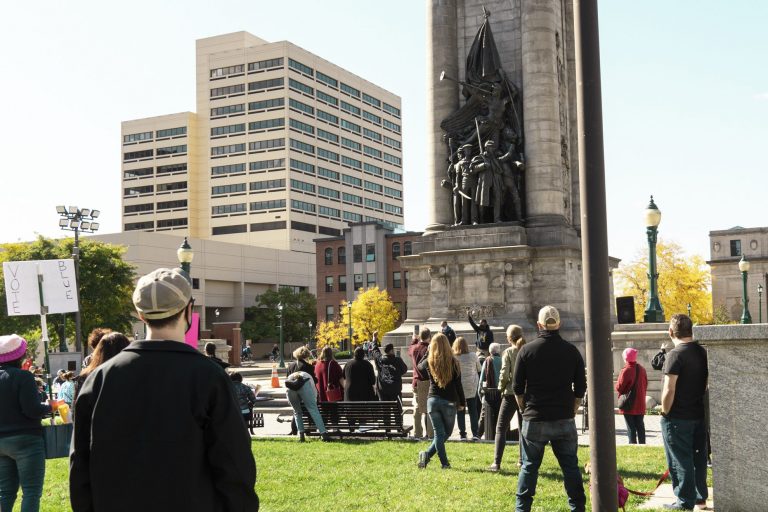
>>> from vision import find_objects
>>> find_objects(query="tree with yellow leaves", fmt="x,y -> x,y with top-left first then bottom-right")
342,286 -> 400,347
314,320 -> 347,350
614,240 -> 713,324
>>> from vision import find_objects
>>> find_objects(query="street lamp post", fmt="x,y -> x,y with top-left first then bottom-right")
643,196 -> 665,323
177,237 -> 194,280
308,321 -> 313,346
739,256 -> 752,324
758,283 -> 763,324
347,302 -> 353,353
56,206 -> 100,355
277,303 -> 285,368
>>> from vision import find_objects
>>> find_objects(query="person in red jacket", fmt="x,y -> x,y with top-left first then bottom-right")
615,347 -> 648,444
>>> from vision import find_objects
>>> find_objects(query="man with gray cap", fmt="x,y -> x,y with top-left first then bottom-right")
512,305 -> 586,512
70,268 -> 259,511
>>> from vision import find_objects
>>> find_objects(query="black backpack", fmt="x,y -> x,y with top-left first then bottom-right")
651,348 -> 666,371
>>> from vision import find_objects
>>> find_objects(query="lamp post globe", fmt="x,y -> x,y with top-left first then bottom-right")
177,237 -> 194,278
739,255 -> 752,324
643,196 -> 665,323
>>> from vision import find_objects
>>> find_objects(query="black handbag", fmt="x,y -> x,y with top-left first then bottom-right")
617,365 -> 639,410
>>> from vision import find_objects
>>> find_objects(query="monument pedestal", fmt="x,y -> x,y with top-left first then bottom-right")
393,224 -> 591,347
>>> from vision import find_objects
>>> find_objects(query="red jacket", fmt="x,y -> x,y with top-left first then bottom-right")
615,362 -> 647,415
408,341 -> 430,386
314,359 -> 343,402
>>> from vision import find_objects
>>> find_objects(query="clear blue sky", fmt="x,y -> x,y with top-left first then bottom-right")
1,0 -> 765,265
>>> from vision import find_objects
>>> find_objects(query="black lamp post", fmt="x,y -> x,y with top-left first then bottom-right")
177,237 -> 194,280
643,196 -> 664,323
758,283 -> 763,324
277,303 -> 285,368
308,321 -> 313,346
347,302 -> 353,353
56,205 -> 100,354
739,256 -> 752,324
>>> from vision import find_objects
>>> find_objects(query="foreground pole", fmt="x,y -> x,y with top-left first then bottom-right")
573,1 -> 618,510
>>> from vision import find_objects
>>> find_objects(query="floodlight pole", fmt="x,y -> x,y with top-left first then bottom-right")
573,0 -> 619,510
72,226 -> 83,354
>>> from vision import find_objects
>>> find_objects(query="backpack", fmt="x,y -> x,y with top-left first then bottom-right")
651,349 -> 666,371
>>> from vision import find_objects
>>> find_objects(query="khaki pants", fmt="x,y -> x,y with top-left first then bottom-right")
413,380 -> 433,438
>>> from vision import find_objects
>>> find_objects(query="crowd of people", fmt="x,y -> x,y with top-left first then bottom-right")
0,259 -> 710,512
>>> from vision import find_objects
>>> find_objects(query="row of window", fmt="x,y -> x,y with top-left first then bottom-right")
323,241 -> 412,265
123,199 -> 187,214
123,126 -> 186,144
124,163 -> 187,180
324,271 -> 408,293
125,217 -> 187,231
124,144 -> 186,161
124,181 -> 187,196
210,221 -> 341,237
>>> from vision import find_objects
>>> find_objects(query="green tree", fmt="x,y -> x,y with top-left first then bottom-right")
241,288 -> 316,344
614,239 -> 713,324
0,236 -> 137,348
343,286 -> 399,346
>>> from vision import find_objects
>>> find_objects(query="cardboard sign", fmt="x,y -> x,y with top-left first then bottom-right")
3,261 -> 41,316
39,259 -> 79,314
3,259 -> 80,316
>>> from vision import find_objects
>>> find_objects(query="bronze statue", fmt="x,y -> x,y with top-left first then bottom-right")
439,9 -> 526,225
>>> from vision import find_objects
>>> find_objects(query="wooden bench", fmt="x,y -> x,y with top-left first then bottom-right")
300,401 -> 412,439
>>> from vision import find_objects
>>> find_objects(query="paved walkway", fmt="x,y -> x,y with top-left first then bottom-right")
639,484 -> 714,510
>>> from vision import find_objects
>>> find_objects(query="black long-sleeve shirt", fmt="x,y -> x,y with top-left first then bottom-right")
418,358 -> 466,407
513,330 -> 586,421
0,366 -> 52,437
468,313 -> 494,350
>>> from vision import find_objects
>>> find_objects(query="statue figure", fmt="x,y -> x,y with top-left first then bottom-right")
498,127 -> 525,221
472,140 -> 506,223
456,144 -> 478,225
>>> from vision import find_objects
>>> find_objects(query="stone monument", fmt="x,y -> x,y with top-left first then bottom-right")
393,1 -> 617,346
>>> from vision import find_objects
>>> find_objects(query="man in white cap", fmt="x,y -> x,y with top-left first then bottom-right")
70,268 -> 259,511
512,305 -> 586,512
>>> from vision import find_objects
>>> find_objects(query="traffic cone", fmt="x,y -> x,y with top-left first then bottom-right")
270,363 -> 280,388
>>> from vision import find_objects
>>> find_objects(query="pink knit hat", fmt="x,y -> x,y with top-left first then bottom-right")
0,334 -> 27,364
622,347 -> 638,363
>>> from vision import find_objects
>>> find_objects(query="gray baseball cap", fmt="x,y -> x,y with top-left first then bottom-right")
132,268 -> 192,320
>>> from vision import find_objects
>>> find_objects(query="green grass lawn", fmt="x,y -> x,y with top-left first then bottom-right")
19,439 -> 703,511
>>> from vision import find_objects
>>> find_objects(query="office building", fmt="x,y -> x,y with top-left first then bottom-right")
121,31 -> 404,253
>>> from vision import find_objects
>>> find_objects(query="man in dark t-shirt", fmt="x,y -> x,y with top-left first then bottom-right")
660,314 -> 708,510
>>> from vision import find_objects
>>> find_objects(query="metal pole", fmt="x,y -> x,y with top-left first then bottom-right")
759,291 -> 762,324
73,227 -> 83,355
644,222 -> 664,322
740,270 -> 752,324
573,1 -> 618,510
278,310 -> 285,368
347,305 -> 353,353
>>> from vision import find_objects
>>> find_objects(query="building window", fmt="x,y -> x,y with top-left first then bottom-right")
352,244 -> 362,263
249,98 -> 285,111
339,275 -> 347,292
325,305 -> 334,321
211,203 -> 246,215
157,218 -> 188,228
338,247 -> 346,264
125,221 -> 153,231
123,149 -> 153,161
393,271 -> 401,288
325,276 -> 334,292
248,57 -> 283,72
367,273 -> 376,288
250,118 -> 285,132
192,278 -> 200,290
404,271 -> 409,288
123,167 -> 153,179
123,131 -> 152,144
403,241 -> 412,256
366,244 -> 376,262
248,77 -> 284,92
210,104 -> 245,117
392,242 -> 400,259
316,71 -> 338,88
340,82 -> 360,98
212,224 -> 247,235
323,247 -> 333,265
730,240 -> 742,257
354,274 -> 363,289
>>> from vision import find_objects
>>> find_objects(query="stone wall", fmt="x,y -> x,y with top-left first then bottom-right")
694,325 -> 768,512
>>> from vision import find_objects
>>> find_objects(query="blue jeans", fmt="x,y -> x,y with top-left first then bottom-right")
516,419 -> 585,512
286,381 -> 327,434
0,433 -> 46,512
623,414 -> 646,444
426,397 -> 456,466
456,395 -> 479,438
661,417 -> 708,509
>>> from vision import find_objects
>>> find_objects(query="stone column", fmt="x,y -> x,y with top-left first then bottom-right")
425,0 -> 459,232
521,0 -> 567,226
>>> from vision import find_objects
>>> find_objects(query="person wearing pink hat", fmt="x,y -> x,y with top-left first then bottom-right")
0,334 -> 59,512
615,346 -> 648,444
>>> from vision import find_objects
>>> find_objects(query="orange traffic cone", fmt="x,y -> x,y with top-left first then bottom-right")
270,363 -> 280,388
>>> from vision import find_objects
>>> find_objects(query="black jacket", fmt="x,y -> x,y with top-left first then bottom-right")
343,358 -> 377,401
468,314 -> 494,350
513,330 -> 586,421
374,354 -> 407,397
0,365 -> 52,437
70,340 -> 258,512
287,359 -> 317,383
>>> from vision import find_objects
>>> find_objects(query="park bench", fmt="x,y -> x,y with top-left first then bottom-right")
300,400 -> 413,439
